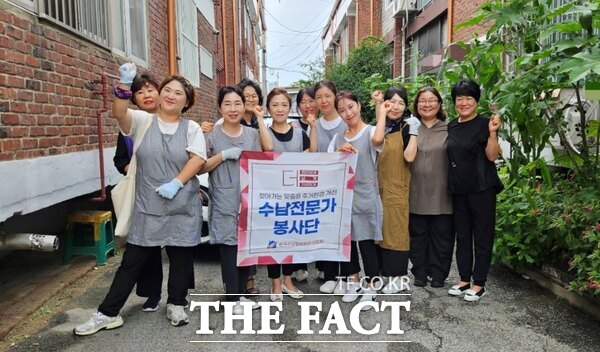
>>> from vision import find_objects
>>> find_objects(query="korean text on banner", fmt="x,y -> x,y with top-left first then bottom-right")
237,151 -> 357,266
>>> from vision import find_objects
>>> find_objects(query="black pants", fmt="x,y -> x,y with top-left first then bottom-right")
453,188 -> 496,286
340,240 -> 380,283
267,264 -> 295,279
134,246 -> 163,298
219,244 -> 251,301
380,248 -> 409,277
322,261 -> 342,281
99,243 -> 194,317
409,213 -> 454,282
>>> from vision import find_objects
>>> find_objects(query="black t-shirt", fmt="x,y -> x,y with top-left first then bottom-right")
298,119 -> 309,132
447,114 -> 502,194
270,127 -> 310,150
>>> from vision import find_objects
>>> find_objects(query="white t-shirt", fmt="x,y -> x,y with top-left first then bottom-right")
319,116 -> 343,130
327,125 -> 382,163
124,109 -> 207,160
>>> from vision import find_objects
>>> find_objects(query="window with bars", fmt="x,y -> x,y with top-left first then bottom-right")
39,0 -> 109,47
6,0 -> 148,63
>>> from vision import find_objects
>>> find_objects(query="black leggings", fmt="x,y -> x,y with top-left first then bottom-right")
267,264 -> 295,279
340,240 -> 380,283
219,244 -> 251,301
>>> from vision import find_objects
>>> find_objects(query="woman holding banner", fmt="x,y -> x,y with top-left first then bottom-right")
328,91 -> 383,309
201,85 -> 272,313
264,87 -> 317,301
313,80 -> 349,294
371,87 -> 420,293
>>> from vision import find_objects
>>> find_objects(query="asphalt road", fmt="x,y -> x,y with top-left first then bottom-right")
9,246 -> 600,352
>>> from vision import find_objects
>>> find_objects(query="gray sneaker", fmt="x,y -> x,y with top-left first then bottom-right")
73,311 -> 124,336
166,303 -> 189,326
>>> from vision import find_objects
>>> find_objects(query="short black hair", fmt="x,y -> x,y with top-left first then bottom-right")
383,86 -> 409,106
296,87 -> 315,109
451,79 -> 481,103
218,85 -> 245,107
238,78 -> 264,105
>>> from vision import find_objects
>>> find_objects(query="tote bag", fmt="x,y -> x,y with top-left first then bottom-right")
112,118 -> 152,237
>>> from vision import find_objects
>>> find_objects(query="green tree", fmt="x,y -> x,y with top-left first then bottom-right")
290,57 -> 325,89
326,37 -> 392,122
446,0 -> 600,185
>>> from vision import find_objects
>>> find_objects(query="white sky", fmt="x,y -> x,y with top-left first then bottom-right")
264,0 -> 333,87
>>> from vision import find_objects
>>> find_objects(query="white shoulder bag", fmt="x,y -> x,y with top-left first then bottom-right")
112,117 -> 152,237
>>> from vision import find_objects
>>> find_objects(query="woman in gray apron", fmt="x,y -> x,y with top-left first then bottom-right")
75,64 -> 207,335
200,85 -> 271,314
313,80 -> 349,295
371,87 -> 420,293
263,88 -> 317,302
327,91 -> 383,310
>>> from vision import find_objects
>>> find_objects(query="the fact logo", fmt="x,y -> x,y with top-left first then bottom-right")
282,169 -> 319,187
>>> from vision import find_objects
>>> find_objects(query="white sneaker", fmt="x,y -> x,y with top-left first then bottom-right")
294,269 -> 309,282
73,311 -> 124,336
319,280 -> 346,294
358,288 -> 377,311
166,304 -> 189,326
341,281 -> 362,303
233,297 -> 260,315
317,271 -> 325,280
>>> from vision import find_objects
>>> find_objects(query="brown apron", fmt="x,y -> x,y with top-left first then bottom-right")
377,129 -> 410,250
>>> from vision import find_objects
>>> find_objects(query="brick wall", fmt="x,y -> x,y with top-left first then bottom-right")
0,1 -> 222,163
356,0 -> 381,45
451,0 -> 492,42
197,8 -> 221,123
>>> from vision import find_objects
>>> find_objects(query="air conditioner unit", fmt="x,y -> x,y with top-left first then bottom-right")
393,0 -> 417,17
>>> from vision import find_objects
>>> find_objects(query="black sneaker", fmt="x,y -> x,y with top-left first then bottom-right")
142,296 -> 161,312
430,280 -> 445,288
413,278 -> 428,287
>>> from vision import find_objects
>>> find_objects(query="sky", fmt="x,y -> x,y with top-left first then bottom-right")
264,0 -> 334,87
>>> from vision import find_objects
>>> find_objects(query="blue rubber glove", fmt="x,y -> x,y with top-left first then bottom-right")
405,115 -> 421,136
156,178 -> 184,200
221,147 -> 242,161
118,63 -> 137,87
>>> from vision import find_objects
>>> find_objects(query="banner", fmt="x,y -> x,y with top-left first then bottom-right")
237,151 -> 357,266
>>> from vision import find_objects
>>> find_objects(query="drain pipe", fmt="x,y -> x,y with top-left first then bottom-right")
90,72 -> 120,202
0,233 -> 59,252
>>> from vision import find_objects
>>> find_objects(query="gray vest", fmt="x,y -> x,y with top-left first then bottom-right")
316,118 -> 347,152
333,125 -> 383,241
206,125 -> 261,245
269,127 -> 304,152
130,117 -> 202,247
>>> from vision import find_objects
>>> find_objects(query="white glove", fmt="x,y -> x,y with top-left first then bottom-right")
405,116 -> 421,136
118,63 -> 137,86
221,147 -> 242,161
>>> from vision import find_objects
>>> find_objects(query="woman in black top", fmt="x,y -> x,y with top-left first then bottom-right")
446,79 -> 502,302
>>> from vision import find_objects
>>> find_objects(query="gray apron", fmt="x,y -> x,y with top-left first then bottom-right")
316,117 -> 348,152
207,125 -> 261,245
269,127 -> 304,152
334,125 -> 383,241
129,117 -> 202,247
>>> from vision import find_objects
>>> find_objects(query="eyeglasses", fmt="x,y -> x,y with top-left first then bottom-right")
417,99 -> 439,105
244,94 -> 258,101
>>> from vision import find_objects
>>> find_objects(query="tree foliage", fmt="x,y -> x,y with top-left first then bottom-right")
290,57 -> 325,89
326,37 -> 392,122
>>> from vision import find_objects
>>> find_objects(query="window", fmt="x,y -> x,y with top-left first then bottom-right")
415,15 -> 447,57
6,0 -> 36,12
39,0 -> 109,47
416,0 -> 432,11
109,0 -> 148,65
30,0 -> 148,63
200,45 -> 213,79
177,0 -> 200,87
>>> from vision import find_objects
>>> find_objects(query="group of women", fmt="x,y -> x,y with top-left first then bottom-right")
74,62 -> 502,336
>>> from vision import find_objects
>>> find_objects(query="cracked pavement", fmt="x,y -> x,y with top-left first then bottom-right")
8,246 -> 600,352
